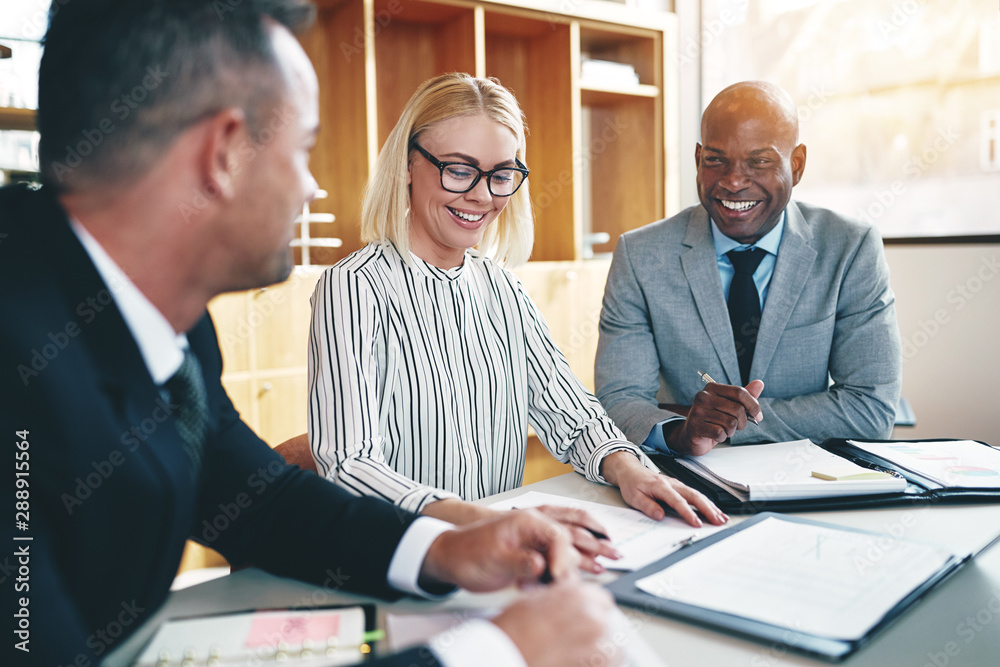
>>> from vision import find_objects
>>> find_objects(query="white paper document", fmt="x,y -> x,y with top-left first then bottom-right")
849,440 -> 1000,488
489,490 -> 725,570
675,440 -> 907,500
635,516 -> 958,640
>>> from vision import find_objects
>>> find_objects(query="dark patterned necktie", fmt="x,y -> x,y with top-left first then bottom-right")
165,348 -> 208,480
727,248 -> 767,386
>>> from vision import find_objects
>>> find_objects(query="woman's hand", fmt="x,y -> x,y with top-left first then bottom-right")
600,451 -> 729,527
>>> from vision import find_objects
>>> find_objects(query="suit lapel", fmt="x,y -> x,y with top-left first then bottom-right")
752,201 -> 817,380
680,207 -> 742,384
40,193 -> 152,396
39,192 -> 191,479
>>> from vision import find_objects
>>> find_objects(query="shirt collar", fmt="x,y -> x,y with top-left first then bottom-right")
70,220 -> 187,385
405,248 -> 470,282
710,210 -> 785,258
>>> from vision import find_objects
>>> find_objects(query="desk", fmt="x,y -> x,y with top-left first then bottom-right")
110,474 -> 1000,666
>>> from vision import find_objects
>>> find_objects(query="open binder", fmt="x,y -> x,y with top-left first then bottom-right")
607,513 -> 970,662
651,438 -> 1000,514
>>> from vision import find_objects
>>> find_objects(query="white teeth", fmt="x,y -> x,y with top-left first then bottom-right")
449,208 -> 486,222
721,200 -> 758,211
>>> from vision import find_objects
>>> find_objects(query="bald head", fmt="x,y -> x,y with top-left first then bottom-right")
695,81 -> 806,244
702,81 -> 799,146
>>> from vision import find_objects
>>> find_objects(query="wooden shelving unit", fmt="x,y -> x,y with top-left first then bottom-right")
301,0 -> 676,264
0,107 -> 35,132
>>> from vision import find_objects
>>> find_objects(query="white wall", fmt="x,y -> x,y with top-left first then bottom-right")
885,243 -> 1000,445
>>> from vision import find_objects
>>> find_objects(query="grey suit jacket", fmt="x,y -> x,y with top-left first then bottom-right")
595,201 -> 902,447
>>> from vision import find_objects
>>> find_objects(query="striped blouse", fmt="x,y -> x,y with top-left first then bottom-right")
307,241 -> 645,514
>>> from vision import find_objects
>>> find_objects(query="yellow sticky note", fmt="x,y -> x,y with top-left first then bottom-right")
811,469 -> 894,481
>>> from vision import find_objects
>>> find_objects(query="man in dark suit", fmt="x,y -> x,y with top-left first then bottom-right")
0,1 -> 616,665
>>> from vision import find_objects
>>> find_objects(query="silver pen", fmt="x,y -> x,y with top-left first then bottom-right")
671,535 -> 696,549
697,371 -> 760,425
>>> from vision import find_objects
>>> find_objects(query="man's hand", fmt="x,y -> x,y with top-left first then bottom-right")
423,499 -> 620,574
419,509 -> 578,592
600,451 -> 728,527
534,505 -> 621,574
666,379 -> 765,456
492,582 -> 622,667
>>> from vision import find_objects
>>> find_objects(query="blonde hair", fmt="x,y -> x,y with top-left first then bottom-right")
360,73 -> 534,267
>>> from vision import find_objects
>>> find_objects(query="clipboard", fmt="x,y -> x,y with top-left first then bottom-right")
650,438 -> 1000,514
606,513 -> 970,662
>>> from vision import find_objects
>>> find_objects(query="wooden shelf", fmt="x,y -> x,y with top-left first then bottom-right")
299,0 -> 675,264
0,107 -> 36,132
580,81 -> 660,102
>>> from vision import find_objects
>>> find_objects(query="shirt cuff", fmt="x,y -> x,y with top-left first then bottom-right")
587,441 -> 658,485
643,417 -> 685,455
387,516 -> 457,599
397,486 -> 462,515
428,618 -> 528,667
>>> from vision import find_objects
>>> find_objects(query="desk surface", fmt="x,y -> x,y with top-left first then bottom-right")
110,474 -> 1000,666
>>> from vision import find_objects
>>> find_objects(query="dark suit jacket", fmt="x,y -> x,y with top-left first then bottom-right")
0,184 -> 441,667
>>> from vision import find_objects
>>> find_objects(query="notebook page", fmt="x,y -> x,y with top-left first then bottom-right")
675,440 -> 906,500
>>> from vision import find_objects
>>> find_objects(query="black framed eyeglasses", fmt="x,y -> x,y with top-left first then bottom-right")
412,142 -> 529,197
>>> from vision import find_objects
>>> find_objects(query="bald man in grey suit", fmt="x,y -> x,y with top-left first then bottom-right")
595,81 -> 902,457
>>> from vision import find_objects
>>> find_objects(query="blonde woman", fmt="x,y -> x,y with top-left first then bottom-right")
308,73 -> 726,568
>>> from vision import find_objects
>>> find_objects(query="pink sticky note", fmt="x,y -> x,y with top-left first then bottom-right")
245,612 -> 342,648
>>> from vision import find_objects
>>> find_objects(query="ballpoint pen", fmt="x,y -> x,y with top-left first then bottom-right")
671,535 -> 696,549
697,371 -> 760,425
512,506 -> 609,540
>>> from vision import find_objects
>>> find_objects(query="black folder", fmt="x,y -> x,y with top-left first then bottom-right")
650,438 -> 1000,514
606,512 -> 970,662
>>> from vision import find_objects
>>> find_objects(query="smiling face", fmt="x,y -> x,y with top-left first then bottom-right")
695,83 -> 806,245
407,113 -> 519,269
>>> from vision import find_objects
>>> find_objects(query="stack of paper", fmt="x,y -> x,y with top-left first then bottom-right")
580,58 -> 641,86
675,440 -> 908,501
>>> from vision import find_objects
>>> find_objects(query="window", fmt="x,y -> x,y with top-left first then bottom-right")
0,5 -> 44,184
699,0 -> 1000,239
982,109 -> 1000,172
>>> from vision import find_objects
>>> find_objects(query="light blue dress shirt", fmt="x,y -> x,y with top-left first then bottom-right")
644,212 -> 786,454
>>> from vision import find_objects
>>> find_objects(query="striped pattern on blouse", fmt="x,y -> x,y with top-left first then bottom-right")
307,241 -> 644,514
